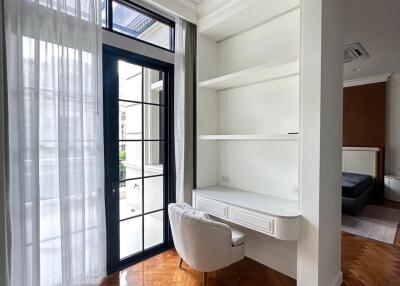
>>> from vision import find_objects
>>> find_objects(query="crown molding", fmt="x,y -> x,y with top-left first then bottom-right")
197,0 -> 234,18
343,73 -> 392,87
179,0 -> 201,10
142,0 -> 199,23
150,0 -> 239,24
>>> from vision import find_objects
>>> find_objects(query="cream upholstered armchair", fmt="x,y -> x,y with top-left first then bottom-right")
168,203 -> 246,286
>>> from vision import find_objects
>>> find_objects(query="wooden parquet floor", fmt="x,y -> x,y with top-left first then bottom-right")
100,250 -> 296,286
342,200 -> 400,286
101,201 -> 400,286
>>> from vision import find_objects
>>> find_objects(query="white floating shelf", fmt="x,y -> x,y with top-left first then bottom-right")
151,80 -> 163,92
198,60 -> 299,91
198,0 -> 300,41
198,134 -> 299,141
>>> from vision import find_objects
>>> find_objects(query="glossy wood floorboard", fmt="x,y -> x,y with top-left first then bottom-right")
342,200 -> 400,286
100,249 -> 296,286
101,201 -> 400,286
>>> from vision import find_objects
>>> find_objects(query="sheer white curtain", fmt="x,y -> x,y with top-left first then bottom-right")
174,18 -> 196,204
175,18 -> 186,204
1,0 -> 11,285
4,0 -> 106,285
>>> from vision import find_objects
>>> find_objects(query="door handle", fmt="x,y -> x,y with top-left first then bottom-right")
111,182 -> 119,195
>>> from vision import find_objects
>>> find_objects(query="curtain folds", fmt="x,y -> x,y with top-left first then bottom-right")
1,0 -> 11,285
4,0 -> 106,285
174,18 -> 197,204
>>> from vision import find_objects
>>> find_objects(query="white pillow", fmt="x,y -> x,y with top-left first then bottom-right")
181,203 -> 210,219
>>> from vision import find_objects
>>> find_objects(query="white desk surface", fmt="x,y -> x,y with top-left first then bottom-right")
193,185 -> 300,218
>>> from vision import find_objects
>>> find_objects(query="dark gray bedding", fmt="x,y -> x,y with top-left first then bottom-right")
342,172 -> 375,215
342,172 -> 374,198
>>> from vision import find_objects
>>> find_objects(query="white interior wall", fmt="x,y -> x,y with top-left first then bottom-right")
217,9 -> 299,75
218,77 -> 299,134
297,0 -> 343,285
218,141 -> 298,201
196,35 -> 219,188
234,224 -> 297,279
215,11 -> 300,201
197,35 -> 219,81
196,88 -> 219,188
217,76 -> 299,200
386,73 -> 400,176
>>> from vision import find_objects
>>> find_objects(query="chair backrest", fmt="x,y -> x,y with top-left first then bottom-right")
168,203 -> 233,272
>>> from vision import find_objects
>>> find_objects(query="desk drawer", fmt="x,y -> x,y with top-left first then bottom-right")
229,206 -> 274,235
194,195 -> 228,218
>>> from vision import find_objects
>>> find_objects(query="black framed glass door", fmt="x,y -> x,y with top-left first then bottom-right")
103,45 -> 174,273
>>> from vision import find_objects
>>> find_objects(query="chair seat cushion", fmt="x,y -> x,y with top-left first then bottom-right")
231,227 -> 246,246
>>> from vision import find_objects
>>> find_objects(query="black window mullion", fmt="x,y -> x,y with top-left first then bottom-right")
169,23 -> 175,51
120,173 -> 164,183
119,139 -> 166,142
119,99 -> 165,107
108,0 -> 113,29
141,66 -> 145,252
120,208 -> 164,223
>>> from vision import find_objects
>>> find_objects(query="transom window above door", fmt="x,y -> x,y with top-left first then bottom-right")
101,0 -> 175,51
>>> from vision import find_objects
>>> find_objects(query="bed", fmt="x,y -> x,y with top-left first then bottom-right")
342,147 -> 378,215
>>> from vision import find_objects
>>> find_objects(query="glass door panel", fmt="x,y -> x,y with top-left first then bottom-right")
120,216 -> 142,259
117,60 -> 166,260
119,179 -> 142,220
144,176 -> 164,213
104,48 -> 172,273
144,211 -> 164,249
119,101 -> 142,140
119,141 -> 142,180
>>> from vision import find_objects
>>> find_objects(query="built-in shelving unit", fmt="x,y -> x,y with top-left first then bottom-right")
198,0 -> 300,41
199,60 -> 299,91
195,0 -> 301,243
198,134 -> 299,141
150,80 -> 163,91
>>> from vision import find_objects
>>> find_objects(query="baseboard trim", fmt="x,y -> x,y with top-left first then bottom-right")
329,271 -> 343,286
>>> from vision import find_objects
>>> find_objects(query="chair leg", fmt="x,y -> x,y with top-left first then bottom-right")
203,272 -> 208,286
179,258 -> 183,269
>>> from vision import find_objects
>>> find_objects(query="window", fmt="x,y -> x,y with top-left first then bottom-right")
102,0 -> 175,51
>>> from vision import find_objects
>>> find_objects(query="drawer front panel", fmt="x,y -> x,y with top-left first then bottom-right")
195,195 -> 228,218
229,206 -> 275,235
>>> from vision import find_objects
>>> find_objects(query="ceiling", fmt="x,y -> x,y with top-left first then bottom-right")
343,0 -> 400,80
177,0 -> 400,81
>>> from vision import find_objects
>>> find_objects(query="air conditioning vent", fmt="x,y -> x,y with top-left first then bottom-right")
344,42 -> 369,63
